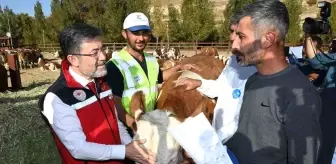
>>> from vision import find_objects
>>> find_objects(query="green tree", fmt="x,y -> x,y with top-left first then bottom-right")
61,0 -> 88,23
0,6 -> 25,45
47,0 -> 75,42
180,0 -> 216,42
124,0 -> 150,17
34,1 -> 47,44
2,6 -> 20,40
167,4 -> 183,42
0,6 -> 5,36
102,0 -> 124,42
17,13 -> 36,44
85,1 -> 106,29
47,0 -> 66,42
284,0 -> 302,44
150,0 -> 167,41
220,0 -> 256,41
330,2 -> 336,39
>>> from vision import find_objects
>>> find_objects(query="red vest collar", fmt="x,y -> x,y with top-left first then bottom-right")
61,59 -> 104,88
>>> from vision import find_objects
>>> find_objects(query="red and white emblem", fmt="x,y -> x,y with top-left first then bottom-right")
73,90 -> 86,101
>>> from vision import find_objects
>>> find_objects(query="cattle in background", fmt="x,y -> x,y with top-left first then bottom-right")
104,47 -> 119,60
157,47 -> 226,71
198,47 -> 229,62
53,50 -> 65,60
17,50 -> 25,69
166,47 -> 180,60
153,46 -> 181,60
154,47 -> 183,72
41,61 -> 61,71
0,50 -> 8,66
38,56 -> 47,70
17,49 -> 41,70
0,50 -> 9,70
53,51 -> 60,58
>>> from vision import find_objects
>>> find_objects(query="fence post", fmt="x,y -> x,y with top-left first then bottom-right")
195,41 -> 198,54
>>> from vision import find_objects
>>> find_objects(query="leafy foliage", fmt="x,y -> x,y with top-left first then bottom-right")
220,0 -> 256,41
284,0 -> 303,44
180,0 -> 216,41
0,0 -> 328,44
151,0 -> 167,41
167,4 -> 183,42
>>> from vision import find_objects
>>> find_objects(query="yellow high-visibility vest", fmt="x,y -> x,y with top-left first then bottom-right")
109,48 -> 159,114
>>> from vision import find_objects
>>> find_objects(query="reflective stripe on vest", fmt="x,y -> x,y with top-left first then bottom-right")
110,49 -> 159,114
71,90 -> 112,110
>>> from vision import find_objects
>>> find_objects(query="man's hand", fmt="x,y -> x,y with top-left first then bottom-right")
125,139 -> 156,164
308,72 -> 319,81
174,77 -> 202,91
180,64 -> 201,72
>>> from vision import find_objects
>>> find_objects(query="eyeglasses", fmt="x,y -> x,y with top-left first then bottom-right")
71,48 -> 106,58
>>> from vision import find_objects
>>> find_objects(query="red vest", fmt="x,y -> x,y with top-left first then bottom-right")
41,60 -> 124,164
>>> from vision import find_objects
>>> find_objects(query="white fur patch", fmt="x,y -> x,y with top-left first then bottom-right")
177,70 -> 203,81
134,110 -> 183,164
134,109 -> 144,121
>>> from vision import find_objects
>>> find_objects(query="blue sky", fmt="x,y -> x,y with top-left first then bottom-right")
0,0 -> 51,17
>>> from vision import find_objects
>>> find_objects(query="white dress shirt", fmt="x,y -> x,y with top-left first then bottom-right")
197,55 -> 257,143
42,66 -> 132,160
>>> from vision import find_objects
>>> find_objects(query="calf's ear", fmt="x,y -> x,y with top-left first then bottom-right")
130,91 -> 146,118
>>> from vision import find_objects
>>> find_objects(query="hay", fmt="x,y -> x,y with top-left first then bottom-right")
0,79 -> 61,163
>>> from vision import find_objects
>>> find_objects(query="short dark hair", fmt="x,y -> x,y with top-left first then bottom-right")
229,9 -> 243,26
238,0 -> 289,41
59,23 -> 103,58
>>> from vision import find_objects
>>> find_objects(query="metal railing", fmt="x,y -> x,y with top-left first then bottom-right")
31,42 -> 231,52
17,41 -> 331,53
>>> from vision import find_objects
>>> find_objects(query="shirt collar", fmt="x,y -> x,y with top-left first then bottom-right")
69,66 -> 94,88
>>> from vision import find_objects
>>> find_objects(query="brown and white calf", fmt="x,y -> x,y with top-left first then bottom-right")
130,55 -> 226,164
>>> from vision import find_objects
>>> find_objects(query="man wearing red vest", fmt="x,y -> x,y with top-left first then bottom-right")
38,23 -> 156,164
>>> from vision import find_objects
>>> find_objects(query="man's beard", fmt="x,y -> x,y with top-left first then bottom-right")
82,62 -> 107,78
129,40 -> 146,52
91,66 -> 107,78
126,34 -> 147,52
231,40 -> 264,66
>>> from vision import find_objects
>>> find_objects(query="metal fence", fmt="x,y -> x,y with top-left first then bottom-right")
33,42 -> 231,52
18,41 -> 331,53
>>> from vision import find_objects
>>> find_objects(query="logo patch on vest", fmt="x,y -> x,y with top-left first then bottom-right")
73,90 -> 86,101
232,89 -> 241,99
134,75 -> 142,83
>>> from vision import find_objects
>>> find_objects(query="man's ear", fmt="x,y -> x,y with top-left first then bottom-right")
67,55 -> 79,67
122,30 -> 127,39
262,32 -> 276,49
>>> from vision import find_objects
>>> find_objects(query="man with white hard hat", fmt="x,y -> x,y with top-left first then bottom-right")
105,12 -> 198,133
